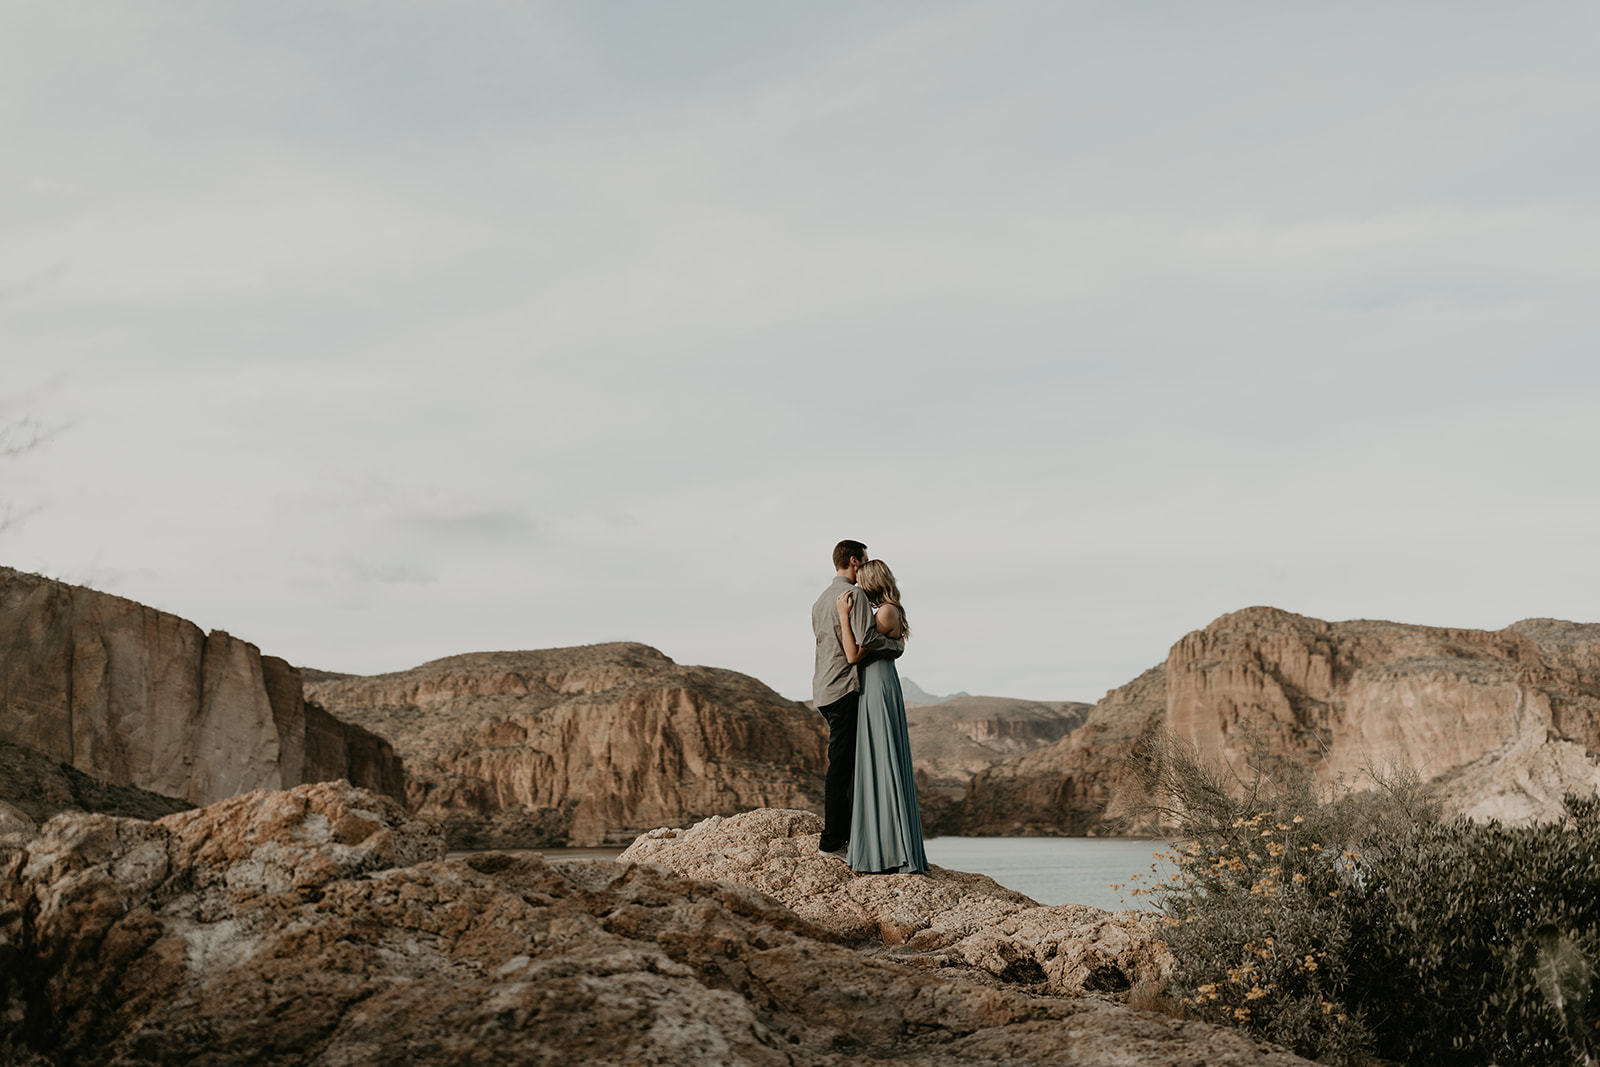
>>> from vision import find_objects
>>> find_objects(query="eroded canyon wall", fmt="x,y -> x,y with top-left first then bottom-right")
952,607 -> 1600,834
948,665 -> 1168,835
305,642 -> 828,847
0,568 -> 401,806
907,696 -> 1091,833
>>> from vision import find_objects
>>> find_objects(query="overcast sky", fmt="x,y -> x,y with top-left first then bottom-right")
4,2 -> 1598,704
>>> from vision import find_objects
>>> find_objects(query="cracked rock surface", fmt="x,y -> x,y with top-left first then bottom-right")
620,808 -> 1177,999
1,783 -> 1309,1065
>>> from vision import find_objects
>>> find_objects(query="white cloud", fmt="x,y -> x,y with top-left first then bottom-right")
3,2 -> 1599,700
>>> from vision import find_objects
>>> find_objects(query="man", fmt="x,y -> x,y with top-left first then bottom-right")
811,539 -> 904,858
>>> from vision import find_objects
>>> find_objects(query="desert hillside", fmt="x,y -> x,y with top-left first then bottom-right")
951,606 -> 1600,834
305,642 -> 830,847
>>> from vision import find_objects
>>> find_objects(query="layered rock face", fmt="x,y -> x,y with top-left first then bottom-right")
909,697 -> 1089,827
909,698 -> 1089,782
950,667 -> 1168,835
0,784 -> 1314,1066
951,607 -> 1600,834
306,643 -> 829,847
0,568 -> 402,806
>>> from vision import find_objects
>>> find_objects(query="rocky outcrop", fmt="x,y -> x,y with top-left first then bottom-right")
951,608 -> 1600,834
0,783 -> 1313,1066
0,568 -> 402,806
306,643 -> 829,848
620,808 -> 1174,998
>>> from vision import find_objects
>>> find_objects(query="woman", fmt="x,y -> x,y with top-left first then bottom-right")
835,560 -> 929,874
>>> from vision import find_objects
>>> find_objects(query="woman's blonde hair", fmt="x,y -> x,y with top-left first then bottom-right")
856,559 -> 909,639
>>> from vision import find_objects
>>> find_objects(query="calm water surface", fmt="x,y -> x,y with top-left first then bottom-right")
452,838 -> 1179,912
924,837 -> 1179,911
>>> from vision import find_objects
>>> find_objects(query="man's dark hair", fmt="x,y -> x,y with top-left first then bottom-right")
832,540 -> 868,571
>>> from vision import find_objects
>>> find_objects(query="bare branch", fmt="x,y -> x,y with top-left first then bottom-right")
0,416 -> 52,458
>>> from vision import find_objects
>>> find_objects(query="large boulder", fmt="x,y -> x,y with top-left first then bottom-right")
0,783 -> 1311,1066
620,808 -> 1175,998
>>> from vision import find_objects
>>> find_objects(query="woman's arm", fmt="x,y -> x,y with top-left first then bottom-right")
874,603 -> 903,640
835,590 -> 862,664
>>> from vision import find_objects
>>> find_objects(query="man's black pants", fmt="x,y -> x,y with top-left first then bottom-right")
818,692 -> 859,852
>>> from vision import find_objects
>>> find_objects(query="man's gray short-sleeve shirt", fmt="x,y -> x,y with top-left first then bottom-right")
811,575 -> 903,707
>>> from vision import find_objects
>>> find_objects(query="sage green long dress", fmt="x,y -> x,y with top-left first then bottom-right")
847,651 -> 929,874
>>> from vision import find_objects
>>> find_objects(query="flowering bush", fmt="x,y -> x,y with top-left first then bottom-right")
1125,732 -> 1600,1066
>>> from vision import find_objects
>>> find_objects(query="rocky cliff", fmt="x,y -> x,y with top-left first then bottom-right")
951,607 -> 1600,834
949,666 -> 1169,836
0,783 -> 1315,1066
908,697 -> 1089,831
305,643 -> 830,847
909,698 -> 1090,783
0,568 -> 402,806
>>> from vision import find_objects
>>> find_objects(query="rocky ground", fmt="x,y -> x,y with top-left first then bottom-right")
1,782 -> 1313,1066
621,808 -> 1170,998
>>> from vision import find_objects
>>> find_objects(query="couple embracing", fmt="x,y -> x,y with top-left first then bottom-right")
810,539 -> 929,875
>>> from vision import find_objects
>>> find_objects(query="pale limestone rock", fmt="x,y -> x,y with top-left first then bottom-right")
619,808 -> 1175,998
0,783 -> 1308,1067
1438,732 -> 1600,825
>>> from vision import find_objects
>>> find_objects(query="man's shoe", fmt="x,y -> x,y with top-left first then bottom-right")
817,844 -> 847,860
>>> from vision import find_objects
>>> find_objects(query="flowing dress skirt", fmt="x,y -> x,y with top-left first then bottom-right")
847,656 -> 929,874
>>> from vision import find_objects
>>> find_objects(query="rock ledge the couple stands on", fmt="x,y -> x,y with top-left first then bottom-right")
620,807 -> 1174,998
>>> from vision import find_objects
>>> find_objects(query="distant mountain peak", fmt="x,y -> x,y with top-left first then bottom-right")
900,677 -> 971,705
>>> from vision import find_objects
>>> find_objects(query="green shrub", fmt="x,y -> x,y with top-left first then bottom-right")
1125,732 -> 1600,1067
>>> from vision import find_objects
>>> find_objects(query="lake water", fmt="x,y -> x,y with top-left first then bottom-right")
923,836 -> 1179,911
457,837 -> 1180,913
